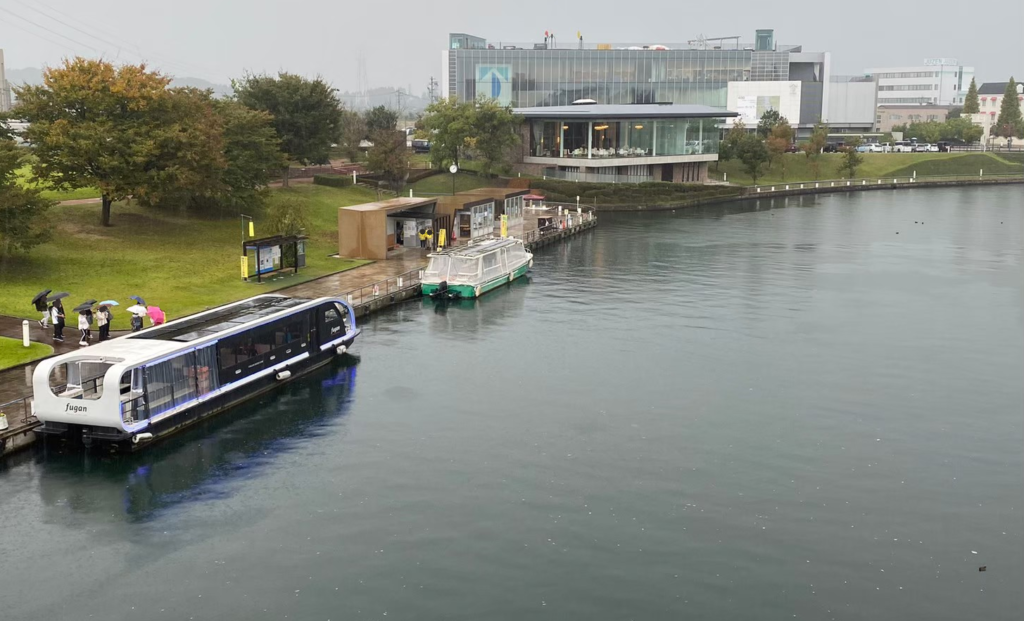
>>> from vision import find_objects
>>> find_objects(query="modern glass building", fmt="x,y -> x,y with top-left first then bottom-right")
444,30 -> 826,113
513,103 -> 737,183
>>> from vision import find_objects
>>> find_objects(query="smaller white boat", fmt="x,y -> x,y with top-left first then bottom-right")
421,238 -> 533,300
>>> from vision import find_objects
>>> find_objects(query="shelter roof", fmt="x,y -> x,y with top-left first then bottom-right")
343,197 -> 438,213
512,103 -> 737,119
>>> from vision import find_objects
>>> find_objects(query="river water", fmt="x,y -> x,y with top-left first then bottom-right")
1,186 -> 1021,620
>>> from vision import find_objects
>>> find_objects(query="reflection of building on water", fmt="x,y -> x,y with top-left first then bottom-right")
426,276 -> 530,337
34,361 -> 357,521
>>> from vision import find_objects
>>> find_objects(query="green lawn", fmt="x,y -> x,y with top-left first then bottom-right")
15,165 -> 102,201
710,152 -> 1023,186
0,184 -> 376,330
410,171 -> 498,195
0,336 -> 53,370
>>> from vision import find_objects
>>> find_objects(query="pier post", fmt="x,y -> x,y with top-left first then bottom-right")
22,320 -> 30,347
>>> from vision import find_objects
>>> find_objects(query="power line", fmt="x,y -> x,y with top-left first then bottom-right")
0,6 -> 101,53
0,15 -> 84,56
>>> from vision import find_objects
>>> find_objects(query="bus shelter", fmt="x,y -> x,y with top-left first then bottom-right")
242,234 -> 308,282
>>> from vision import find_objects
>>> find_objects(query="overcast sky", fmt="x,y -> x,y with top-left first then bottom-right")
2,0 -> 1021,93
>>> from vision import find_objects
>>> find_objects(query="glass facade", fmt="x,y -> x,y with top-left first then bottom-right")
450,48 -> 754,108
528,117 -> 721,158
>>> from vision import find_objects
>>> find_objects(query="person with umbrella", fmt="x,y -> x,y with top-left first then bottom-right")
32,290 -> 51,329
97,300 -> 118,341
127,304 -> 147,332
48,293 -> 68,342
74,300 -> 96,346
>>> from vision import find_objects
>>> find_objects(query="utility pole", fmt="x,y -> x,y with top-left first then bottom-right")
428,76 -> 439,102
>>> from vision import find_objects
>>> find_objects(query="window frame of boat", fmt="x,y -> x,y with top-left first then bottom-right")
451,255 -> 481,283
425,254 -> 452,280
217,312 -> 311,385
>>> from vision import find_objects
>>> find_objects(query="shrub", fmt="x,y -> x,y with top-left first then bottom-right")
313,174 -> 353,188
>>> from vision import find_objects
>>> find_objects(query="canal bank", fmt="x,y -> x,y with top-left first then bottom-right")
0,209 -> 597,457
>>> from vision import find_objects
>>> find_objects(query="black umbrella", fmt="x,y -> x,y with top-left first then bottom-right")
46,292 -> 70,303
72,301 -> 96,313
31,289 -> 52,306
130,295 -> 146,306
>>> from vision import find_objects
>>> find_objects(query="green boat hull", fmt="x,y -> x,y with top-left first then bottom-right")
422,263 -> 530,299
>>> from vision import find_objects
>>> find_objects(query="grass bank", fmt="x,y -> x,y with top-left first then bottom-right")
531,179 -> 744,208
15,165 -> 102,201
0,337 -> 53,371
710,152 -> 1023,186
0,184 -> 376,329
410,171 -> 499,194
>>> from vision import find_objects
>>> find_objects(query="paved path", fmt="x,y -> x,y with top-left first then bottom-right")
276,252 -> 427,300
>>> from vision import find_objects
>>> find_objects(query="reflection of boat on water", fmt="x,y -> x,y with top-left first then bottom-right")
421,238 -> 533,300
33,361 -> 357,522
426,275 -> 530,336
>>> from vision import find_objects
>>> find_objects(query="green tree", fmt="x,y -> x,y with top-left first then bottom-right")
364,106 -> 399,136
0,139 -> 54,260
993,78 -> 1024,140
419,96 -> 475,169
718,120 -> 747,171
802,121 -> 828,179
839,136 -> 864,179
366,129 -> 410,191
941,117 -> 983,144
207,99 -> 286,213
757,109 -> 784,138
233,72 -> 344,184
962,78 -> 980,114
469,98 -> 521,176
14,58 -> 172,226
736,134 -> 769,185
947,106 -> 962,120
765,118 -> 793,175
338,108 -> 367,162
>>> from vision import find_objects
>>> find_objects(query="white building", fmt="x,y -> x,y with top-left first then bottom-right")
967,81 -> 1024,145
0,49 -> 11,112
865,59 -> 974,106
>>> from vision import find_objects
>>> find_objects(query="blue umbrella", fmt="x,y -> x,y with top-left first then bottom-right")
130,295 -> 146,305
100,299 -> 120,306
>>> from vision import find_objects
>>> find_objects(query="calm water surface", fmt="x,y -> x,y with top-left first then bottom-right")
2,186 -> 1022,620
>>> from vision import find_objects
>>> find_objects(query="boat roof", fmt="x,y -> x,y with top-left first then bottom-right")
430,237 -> 524,258
130,295 -> 312,343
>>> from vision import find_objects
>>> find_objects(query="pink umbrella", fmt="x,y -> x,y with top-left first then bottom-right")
147,306 -> 166,325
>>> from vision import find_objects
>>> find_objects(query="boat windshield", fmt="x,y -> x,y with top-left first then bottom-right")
452,256 -> 480,282
425,255 -> 451,279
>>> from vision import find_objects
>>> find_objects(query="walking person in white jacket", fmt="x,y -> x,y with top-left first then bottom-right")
78,310 -> 92,346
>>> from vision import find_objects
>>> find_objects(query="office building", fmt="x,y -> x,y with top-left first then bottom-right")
444,29 -> 832,137
865,59 -> 974,106
875,104 -> 955,132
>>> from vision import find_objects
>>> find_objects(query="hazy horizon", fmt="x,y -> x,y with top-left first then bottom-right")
1,0 -> 1021,95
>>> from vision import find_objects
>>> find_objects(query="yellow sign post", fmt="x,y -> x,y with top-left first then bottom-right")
248,221 -> 255,237
500,214 -> 508,238
437,228 -> 447,248
240,255 -> 249,280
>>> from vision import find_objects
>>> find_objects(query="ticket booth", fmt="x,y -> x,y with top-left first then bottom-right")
457,188 -> 529,238
338,197 -> 439,259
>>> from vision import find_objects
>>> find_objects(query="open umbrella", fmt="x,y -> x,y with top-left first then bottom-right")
130,295 -> 146,306
99,299 -> 119,306
31,289 -> 52,306
72,301 -> 96,313
46,292 -> 70,302
127,305 -> 148,316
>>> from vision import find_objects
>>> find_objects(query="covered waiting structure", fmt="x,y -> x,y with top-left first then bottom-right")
338,197 -> 440,260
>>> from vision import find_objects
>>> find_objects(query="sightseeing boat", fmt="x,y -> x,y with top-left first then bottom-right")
421,237 -> 533,300
31,294 -> 359,451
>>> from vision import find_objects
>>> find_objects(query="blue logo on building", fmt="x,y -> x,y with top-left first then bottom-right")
476,65 -> 512,104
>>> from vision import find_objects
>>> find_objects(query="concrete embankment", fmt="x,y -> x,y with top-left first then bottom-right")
596,176 -> 1023,212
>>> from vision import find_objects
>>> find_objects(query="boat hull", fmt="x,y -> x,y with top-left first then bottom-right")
34,336 -> 357,452
422,262 -> 530,299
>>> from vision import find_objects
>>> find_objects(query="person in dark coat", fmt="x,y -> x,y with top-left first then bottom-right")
51,300 -> 66,341
97,305 -> 112,341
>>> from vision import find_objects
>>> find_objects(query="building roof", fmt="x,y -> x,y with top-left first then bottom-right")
342,197 -> 437,213
512,103 -> 738,119
978,82 -> 1013,95
457,187 -> 530,200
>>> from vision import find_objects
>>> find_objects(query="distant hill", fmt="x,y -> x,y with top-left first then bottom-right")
6,67 -> 232,98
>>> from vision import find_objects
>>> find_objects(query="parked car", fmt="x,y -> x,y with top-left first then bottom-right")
411,139 -> 431,154
878,142 -> 893,153
823,143 -> 841,153
856,144 -> 873,153
785,143 -> 800,153
913,143 -> 933,153
893,141 -> 914,153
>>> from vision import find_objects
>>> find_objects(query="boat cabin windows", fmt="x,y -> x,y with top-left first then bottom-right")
481,249 -> 505,281
425,255 -> 452,279
452,256 -> 481,282
138,344 -> 223,421
506,243 -> 528,264
218,314 -> 311,384
318,302 -> 349,345
48,358 -> 114,400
